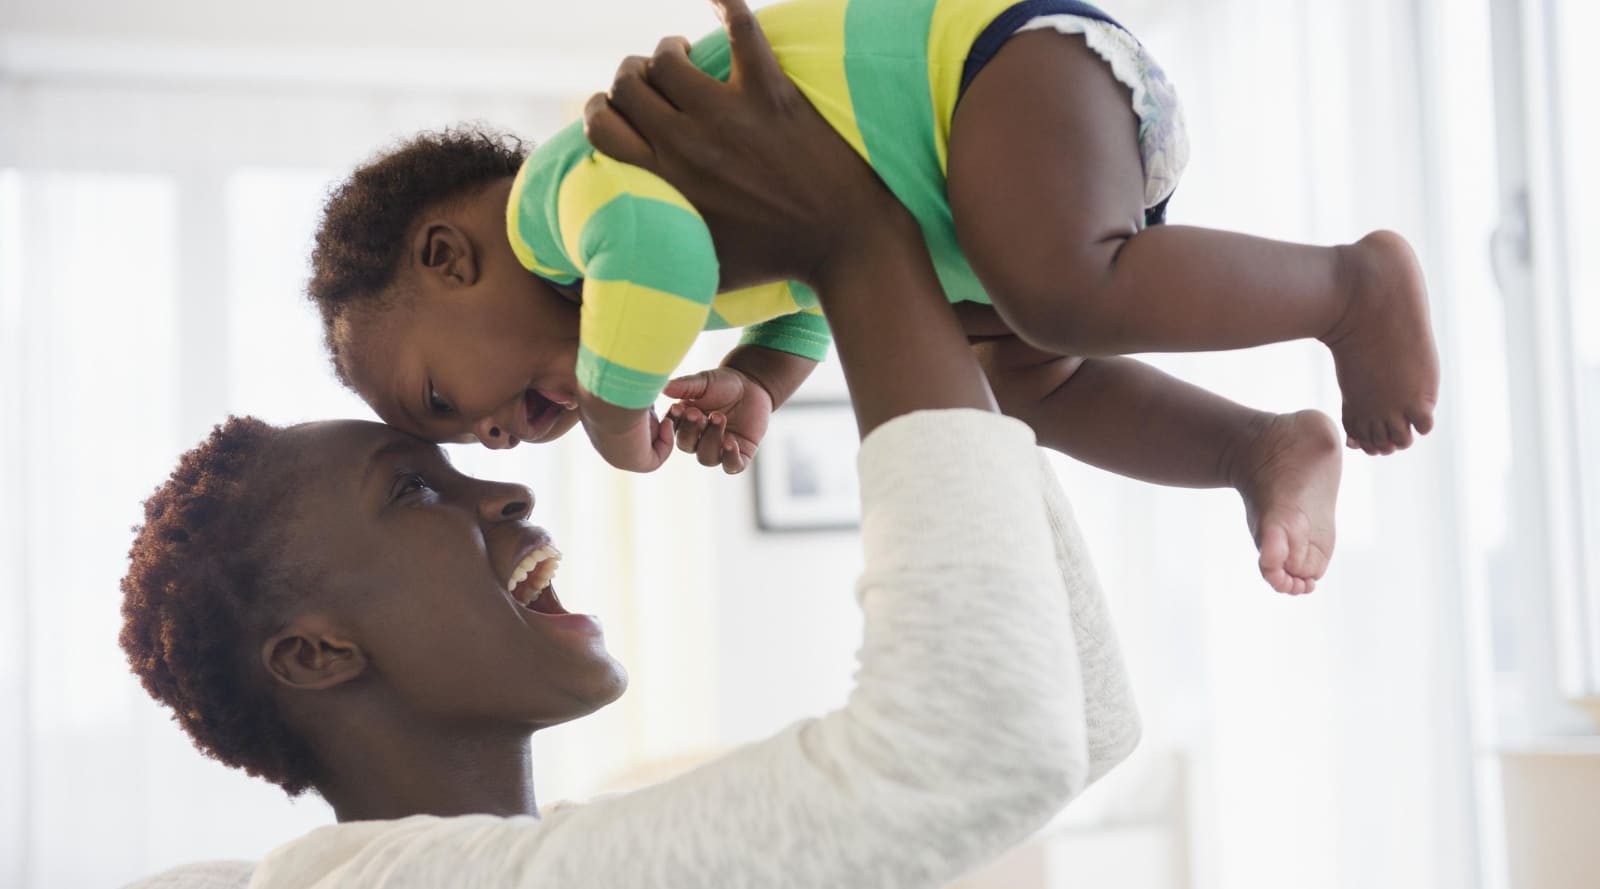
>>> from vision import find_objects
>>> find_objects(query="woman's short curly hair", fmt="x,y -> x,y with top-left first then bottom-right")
120,416 -> 320,796
308,124 -> 529,387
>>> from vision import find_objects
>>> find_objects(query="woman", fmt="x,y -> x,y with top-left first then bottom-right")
120,3 -> 1138,885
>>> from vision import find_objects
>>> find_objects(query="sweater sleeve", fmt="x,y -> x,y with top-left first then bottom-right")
249,410 -> 1138,889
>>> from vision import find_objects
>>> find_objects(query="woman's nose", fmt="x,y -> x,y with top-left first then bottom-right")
474,415 -> 518,450
480,482 -> 535,522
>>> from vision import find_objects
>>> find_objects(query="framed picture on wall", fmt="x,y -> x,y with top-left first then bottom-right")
753,400 -> 861,532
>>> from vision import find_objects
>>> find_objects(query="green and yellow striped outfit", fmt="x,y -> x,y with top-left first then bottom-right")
506,0 -> 1129,409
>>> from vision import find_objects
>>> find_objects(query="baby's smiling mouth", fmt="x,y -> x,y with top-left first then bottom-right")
520,388 -> 575,442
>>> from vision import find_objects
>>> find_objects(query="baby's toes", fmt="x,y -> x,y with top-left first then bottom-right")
1406,406 -> 1435,436
1381,419 -> 1411,452
1257,527 -> 1292,593
1342,412 -> 1365,450
1263,566 -> 1295,594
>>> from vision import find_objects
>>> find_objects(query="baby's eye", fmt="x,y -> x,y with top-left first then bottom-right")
393,472 -> 434,500
427,380 -> 455,416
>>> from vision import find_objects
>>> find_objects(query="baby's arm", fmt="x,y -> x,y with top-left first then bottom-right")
666,343 -> 818,473
555,152 -> 722,470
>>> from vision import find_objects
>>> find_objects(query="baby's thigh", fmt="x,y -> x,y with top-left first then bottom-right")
947,31 -> 1147,332
947,30 -> 1146,256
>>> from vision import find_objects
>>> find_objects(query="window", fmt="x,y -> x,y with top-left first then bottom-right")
1551,0 -> 1600,690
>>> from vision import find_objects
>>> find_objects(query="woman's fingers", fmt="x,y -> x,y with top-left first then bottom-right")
583,92 -> 653,167
605,55 -> 681,152
712,0 -> 785,98
647,36 -> 710,112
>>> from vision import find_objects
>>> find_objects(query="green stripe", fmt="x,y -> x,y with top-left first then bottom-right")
843,0 -> 941,225
704,307 -> 732,330
787,281 -> 820,309
843,0 -> 988,303
739,310 -> 832,362
576,345 -> 671,410
512,121 -> 587,283
688,28 -> 734,81
578,195 -> 719,302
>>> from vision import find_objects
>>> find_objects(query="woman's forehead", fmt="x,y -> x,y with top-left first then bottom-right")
274,420 -> 445,490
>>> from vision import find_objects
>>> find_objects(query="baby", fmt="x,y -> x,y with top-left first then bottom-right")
308,0 -> 1438,594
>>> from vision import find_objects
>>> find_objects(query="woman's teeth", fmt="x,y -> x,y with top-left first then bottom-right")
507,544 -> 562,605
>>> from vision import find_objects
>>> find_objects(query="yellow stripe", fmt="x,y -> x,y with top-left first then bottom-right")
582,279 -> 710,376
555,154 -> 698,271
759,0 -> 870,161
926,0 -> 1017,173
709,281 -> 804,328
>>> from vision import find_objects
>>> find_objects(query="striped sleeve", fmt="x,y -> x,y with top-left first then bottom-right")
738,306 -> 832,361
556,154 -> 721,409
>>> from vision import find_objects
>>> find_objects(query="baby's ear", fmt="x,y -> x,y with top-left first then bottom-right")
418,222 -> 479,287
262,615 -> 368,691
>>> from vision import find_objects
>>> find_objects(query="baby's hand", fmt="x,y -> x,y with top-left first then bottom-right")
664,367 -> 772,474
579,395 -> 676,473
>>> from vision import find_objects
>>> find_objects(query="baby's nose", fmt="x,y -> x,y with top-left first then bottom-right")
474,416 -> 519,450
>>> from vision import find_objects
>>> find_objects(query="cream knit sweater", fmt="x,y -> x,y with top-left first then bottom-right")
246,410 -> 1139,889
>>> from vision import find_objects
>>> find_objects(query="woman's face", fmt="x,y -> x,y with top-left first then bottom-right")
269,419 -> 626,729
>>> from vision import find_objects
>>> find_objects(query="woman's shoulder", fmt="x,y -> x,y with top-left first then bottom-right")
121,860 -> 254,889
248,812 -> 563,888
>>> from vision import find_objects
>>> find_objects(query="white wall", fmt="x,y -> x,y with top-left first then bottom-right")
3,0 -> 724,53
0,0 -> 1549,887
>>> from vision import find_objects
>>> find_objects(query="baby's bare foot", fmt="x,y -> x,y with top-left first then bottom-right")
1236,410 -> 1343,595
1323,230 -> 1440,455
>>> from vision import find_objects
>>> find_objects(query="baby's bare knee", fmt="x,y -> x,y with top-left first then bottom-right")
987,241 -> 1126,353
975,337 -> 1085,416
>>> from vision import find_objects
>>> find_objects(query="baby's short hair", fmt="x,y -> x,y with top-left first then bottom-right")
309,124 -> 529,387
120,416 -> 318,795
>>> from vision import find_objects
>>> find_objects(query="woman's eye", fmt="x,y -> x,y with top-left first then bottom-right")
427,382 -> 454,416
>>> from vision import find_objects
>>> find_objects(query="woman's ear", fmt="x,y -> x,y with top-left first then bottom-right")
262,616 -> 369,691
416,221 -> 480,287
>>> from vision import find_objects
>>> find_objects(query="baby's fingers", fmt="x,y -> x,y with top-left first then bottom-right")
674,405 -> 711,454
720,439 -> 750,475
696,413 -> 729,467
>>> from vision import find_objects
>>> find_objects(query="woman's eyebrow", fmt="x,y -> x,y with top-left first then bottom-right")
361,438 -> 452,489
361,439 -> 424,489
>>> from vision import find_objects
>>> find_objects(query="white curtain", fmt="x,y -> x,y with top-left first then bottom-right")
1048,0 -> 1498,886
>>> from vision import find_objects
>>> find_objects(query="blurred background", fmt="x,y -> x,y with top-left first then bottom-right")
1,0 -> 1597,886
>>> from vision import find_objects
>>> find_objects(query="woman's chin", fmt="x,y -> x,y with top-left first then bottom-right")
531,661 -> 629,728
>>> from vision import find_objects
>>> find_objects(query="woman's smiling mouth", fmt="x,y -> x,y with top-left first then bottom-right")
506,543 -> 562,608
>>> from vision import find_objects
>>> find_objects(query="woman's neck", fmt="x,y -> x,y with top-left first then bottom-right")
315,724 -> 538,822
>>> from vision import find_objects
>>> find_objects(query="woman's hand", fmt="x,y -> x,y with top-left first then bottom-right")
588,0 -> 996,436
583,1 -> 904,291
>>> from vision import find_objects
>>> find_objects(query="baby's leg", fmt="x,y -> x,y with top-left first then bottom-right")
947,29 -> 1438,455
975,336 -> 1342,595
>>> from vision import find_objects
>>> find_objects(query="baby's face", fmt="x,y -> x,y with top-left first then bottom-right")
349,279 -> 585,450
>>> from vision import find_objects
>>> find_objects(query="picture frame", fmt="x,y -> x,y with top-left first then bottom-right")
752,399 -> 861,532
